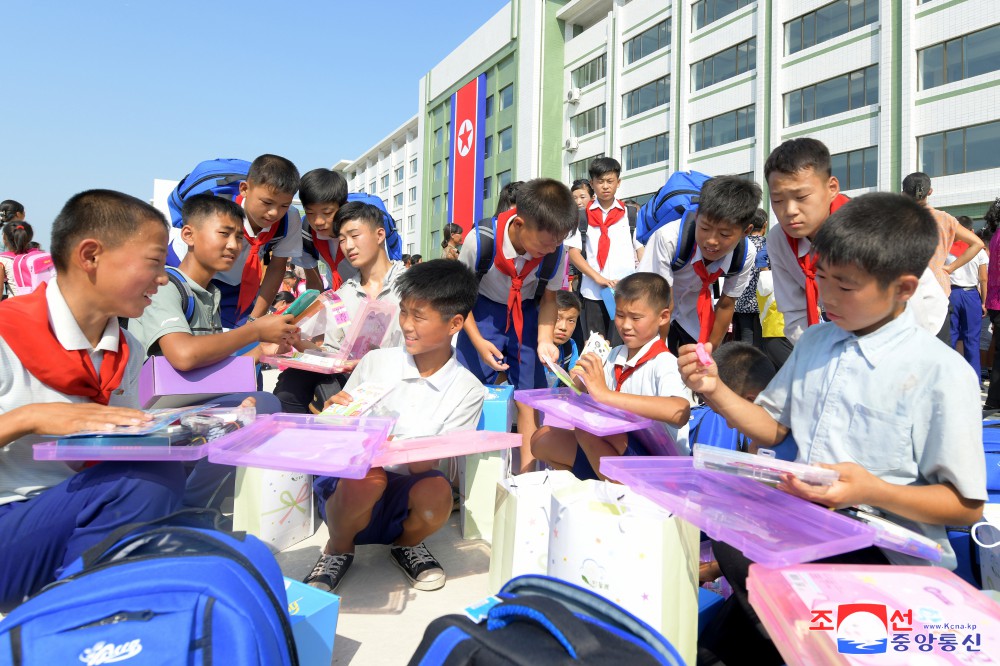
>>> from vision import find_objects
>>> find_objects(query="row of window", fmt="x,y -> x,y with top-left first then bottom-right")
692,105 -> 755,152
430,127 -> 513,181
569,154 -> 604,182
831,146 -> 878,191
785,65 -> 878,127
786,0 -> 878,56
571,104 -> 606,138
693,0 -> 753,31
622,133 -> 669,171
918,23 -> 1000,91
570,18 -> 670,88
693,38 -> 755,91
427,170 -> 515,220
919,119 -> 1000,179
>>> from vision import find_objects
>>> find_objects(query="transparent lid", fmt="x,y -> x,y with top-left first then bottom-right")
371,430 -> 520,467
514,388 -> 654,437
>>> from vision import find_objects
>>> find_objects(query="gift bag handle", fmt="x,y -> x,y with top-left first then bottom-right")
486,596 -> 601,659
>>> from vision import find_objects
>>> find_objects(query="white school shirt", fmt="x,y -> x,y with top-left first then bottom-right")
343,346 -> 484,440
754,308 -> 987,569
169,207 -> 303,286
295,227 -> 360,285
564,199 -> 641,300
458,221 -> 569,304
948,248 -> 988,289
323,260 -> 405,353
638,220 -> 757,341
0,279 -> 146,506
601,338 -> 691,454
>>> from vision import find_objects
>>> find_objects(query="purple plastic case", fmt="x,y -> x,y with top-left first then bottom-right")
371,431 -> 521,467
600,457 -> 873,568
514,388 -> 654,437
259,351 -> 354,375
207,414 -> 394,479
34,440 -> 211,462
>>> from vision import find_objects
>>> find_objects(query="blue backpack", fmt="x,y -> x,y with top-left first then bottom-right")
0,510 -> 298,666
167,158 -> 252,228
635,171 -> 712,245
345,193 -> 402,262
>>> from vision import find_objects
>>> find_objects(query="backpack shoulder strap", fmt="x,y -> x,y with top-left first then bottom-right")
577,209 -> 589,259
474,217 -> 497,281
533,245 -> 564,302
163,266 -> 196,324
670,210 -> 699,273
725,237 -> 749,278
626,205 -> 637,237
10,254 -> 31,288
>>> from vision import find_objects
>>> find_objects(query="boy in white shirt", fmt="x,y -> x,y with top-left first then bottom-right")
638,176 -> 761,352
532,272 -> 691,480
305,260 -> 484,593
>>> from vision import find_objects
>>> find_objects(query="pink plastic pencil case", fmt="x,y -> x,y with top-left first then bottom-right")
514,387 -> 654,437
370,431 -> 521,467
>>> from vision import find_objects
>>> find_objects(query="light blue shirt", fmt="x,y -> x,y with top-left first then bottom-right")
755,307 -> 987,569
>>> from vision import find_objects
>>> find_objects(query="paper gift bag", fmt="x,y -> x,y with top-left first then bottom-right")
548,480 -> 699,665
458,451 -> 507,541
233,467 -> 315,553
488,470 -> 579,593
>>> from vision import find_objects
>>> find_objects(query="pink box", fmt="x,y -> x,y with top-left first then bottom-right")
748,564 -> 1000,664
260,351 -> 355,375
370,431 -> 521,467
138,356 -> 256,409
514,388 -> 654,437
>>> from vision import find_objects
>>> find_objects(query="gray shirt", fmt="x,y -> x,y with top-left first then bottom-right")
128,270 -> 223,353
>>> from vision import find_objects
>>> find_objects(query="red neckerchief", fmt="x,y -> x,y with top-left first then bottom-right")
310,228 -> 344,290
235,194 -> 280,316
692,260 -> 723,343
950,241 -> 969,257
0,283 -> 129,405
783,193 -> 850,327
587,203 -> 625,271
614,339 -> 669,391
492,208 -> 544,349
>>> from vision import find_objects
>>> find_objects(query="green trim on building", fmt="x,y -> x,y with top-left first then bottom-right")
762,0 -> 773,212
915,0 -> 969,19
622,5 -> 671,38
916,78 -> 1000,106
539,0 -> 569,178
689,72 -> 756,103
890,0 -> 902,193
940,201 -> 994,219
565,43 -> 606,70
622,47 -> 672,77
580,78 -> 605,95
620,104 -> 671,129
673,0 -> 683,169
782,109 -> 878,139
607,11 -> 617,154
691,4 -> 756,42
688,141 -> 755,163
780,27 -> 880,69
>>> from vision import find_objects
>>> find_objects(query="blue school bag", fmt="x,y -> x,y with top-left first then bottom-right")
167,158 -> 252,228
0,510 -> 298,666
346,192 -> 402,261
635,170 -> 711,246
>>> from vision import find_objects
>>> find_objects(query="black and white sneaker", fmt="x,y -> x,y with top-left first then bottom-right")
389,543 -> 446,591
303,552 -> 354,592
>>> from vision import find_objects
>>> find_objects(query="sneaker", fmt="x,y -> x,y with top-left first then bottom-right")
389,543 -> 446,591
303,552 -> 354,592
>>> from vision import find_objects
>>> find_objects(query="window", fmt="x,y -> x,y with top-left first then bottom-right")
369,180 -> 376,195
484,135 -> 494,159
693,0 -> 753,31
382,199 -> 389,210
393,193 -> 404,208
630,192 -> 657,207
498,127 -> 513,153
919,120 -> 1000,177
394,166 -> 404,183
410,159 -> 418,175
622,133 -> 669,170
570,154 -> 604,182
784,65 -> 877,126
831,146 -> 878,190
359,186 -> 365,195
499,84 -> 514,111
444,123 -> 450,149
570,104 -> 606,137
919,24 -> 1000,90
434,127 -> 443,146
571,54 -> 607,88
483,175 -> 493,200
623,76 -> 670,118
407,215 -> 415,234
432,196 -> 441,219
497,170 -> 512,193
693,38 -> 756,90
380,175 -> 390,190
485,95 -> 494,118
433,161 -> 442,182
624,19 -> 670,65
785,0 -> 878,56
691,105 -> 755,151
409,187 -> 417,203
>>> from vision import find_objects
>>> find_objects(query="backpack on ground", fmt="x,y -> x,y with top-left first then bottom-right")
0,509 -> 298,666
635,171 -> 712,246
167,158 -> 251,228
474,217 -> 563,303
574,205 -> 637,262
407,574 -> 684,666
0,250 -> 55,294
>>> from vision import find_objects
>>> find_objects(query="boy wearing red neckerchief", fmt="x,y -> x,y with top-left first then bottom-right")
531,272 -> 691,480
0,190 -> 185,611
296,168 -> 351,291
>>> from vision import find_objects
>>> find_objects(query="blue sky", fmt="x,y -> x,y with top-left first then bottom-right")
1,1 -> 507,245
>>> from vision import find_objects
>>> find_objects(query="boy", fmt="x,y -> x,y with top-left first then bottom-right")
532,273 -> 691,480
946,216 -> 988,378
295,168 -> 351,290
564,157 -> 642,342
305,260 -> 483,592
638,176 -> 761,353
456,178 -> 578,473
273,201 -> 405,413
169,154 -> 303,328
544,290 -> 582,387
679,194 -> 986,664
0,190 -> 186,610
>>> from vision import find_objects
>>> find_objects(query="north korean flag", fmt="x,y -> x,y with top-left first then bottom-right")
447,73 -> 487,236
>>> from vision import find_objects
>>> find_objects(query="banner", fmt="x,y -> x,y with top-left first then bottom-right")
447,73 -> 487,235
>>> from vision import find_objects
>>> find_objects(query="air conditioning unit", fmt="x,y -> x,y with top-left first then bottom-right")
565,88 -> 581,104
564,138 -> 580,152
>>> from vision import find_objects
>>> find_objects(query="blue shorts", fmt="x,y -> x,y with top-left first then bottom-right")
571,432 -> 647,481
456,295 -> 545,390
313,470 -> 447,546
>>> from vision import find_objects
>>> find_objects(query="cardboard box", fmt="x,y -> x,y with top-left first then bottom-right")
477,385 -> 514,432
137,356 -> 256,409
284,577 -> 340,665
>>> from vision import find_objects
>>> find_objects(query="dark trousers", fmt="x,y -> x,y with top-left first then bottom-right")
731,312 -> 762,349
761,336 -> 794,371
667,320 -> 697,356
273,368 -> 348,414
986,309 -> 1000,408
581,297 -> 622,346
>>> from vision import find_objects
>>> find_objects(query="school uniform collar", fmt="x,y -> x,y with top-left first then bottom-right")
239,199 -> 276,237
828,307 -> 918,367
610,336 -> 660,368
46,278 -> 120,353
689,244 -> 736,273
400,349 -> 461,391
501,216 -> 536,262
589,199 -> 625,214
343,260 -> 404,299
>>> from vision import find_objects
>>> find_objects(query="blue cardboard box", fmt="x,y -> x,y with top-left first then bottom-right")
284,577 -> 340,664
477,384 -> 514,433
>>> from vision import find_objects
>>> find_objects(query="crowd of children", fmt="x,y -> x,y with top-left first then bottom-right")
0,138 -> 993,663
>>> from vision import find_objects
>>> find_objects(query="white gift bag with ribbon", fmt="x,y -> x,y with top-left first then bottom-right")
233,467 -> 315,553
547,479 -> 699,665
488,469 -> 579,593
